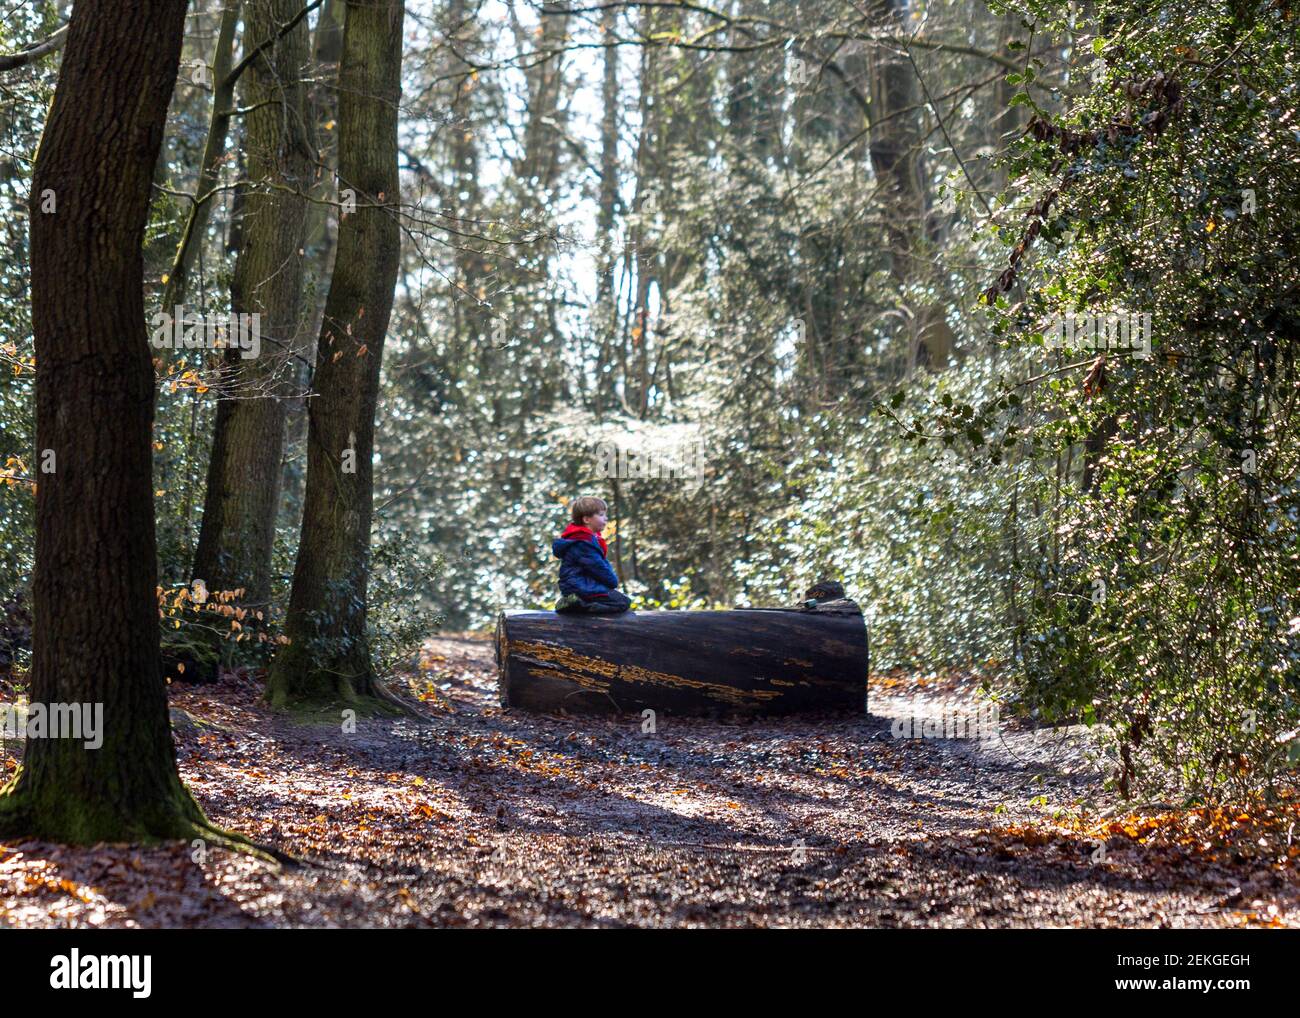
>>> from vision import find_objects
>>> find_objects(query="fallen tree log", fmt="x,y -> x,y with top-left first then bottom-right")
495,604 -> 868,717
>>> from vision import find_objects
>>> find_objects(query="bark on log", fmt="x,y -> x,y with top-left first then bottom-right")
496,604 -> 868,717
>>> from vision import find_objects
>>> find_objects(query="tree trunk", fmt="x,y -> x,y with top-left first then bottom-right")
159,0 -> 242,313
497,605 -> 869,717
282,0 -> 345,537
0,0 -> 210,843
987,9 -> 1025,196
192,0 -> 314,605
516,2 -> 569,194
627,3 -> 657,418
866,0 -> 952,374
266,0 -> 404,708
446,0 -> 490,359
594,1 -> 620,407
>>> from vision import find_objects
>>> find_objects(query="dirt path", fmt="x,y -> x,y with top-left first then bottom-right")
1,635 -> 1295,927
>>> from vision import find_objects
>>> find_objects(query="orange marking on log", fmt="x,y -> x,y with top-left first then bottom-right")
510,640 -> 779,706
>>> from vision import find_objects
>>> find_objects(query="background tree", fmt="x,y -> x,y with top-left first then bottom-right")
267,0 -> 406,708
159,0 -> 242,314
192,0 -> 316,607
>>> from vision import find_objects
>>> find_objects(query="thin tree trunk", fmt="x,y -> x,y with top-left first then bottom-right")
447,0 -> 489,356
282,0 -> 345,530
266,0 -> 404,708
626,6 -> 657,418
0,0 -> 210,842
595,2 -> 620,407
987,9 -> 1023,196
867,0 -> 953,374
159,0 -> 242,313
192,0 -> 315,606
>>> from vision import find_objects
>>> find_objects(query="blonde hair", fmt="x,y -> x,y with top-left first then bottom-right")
569,495 -> 608,526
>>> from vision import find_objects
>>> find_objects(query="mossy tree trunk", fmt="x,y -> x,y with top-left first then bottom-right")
266,0 -> 404,709
192,0 -> 314,607
0,0 -> 210,843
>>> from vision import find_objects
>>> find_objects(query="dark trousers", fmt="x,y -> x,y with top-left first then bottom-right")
573,590 -> 632,614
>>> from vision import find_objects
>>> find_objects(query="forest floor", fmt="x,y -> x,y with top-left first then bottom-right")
2,633 -> 1298,928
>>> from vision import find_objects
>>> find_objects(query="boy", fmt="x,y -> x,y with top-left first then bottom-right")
552,496 -> 631,614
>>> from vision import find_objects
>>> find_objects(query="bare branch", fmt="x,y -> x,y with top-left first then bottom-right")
0,23 -> 68,74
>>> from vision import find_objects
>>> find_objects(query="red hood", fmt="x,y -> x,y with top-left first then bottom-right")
560,524 -> 608,558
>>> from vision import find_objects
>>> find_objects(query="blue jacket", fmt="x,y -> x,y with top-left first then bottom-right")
553,524 -> 620,598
